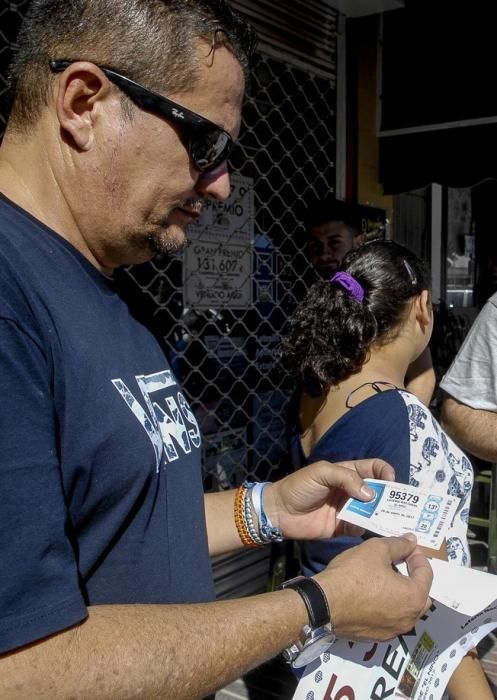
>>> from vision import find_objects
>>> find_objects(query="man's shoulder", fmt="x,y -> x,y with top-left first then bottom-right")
0,194 -> 48,267
486,291 -> 497,311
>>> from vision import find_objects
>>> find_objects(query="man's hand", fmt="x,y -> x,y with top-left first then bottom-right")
264,459 -> 395,540
315,535 -> 433,641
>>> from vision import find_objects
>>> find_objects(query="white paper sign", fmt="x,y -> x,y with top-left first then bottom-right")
187,173 -> 254,244
183,240 -> 251,309
338,480 -> 459,550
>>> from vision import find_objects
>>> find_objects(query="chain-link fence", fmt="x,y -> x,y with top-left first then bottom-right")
120,51 -> 337,494
0,2 -> 29,130
0,1 -> 338,594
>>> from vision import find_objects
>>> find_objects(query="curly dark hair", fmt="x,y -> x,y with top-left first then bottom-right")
7,0 -> 257,131
280,240 -> 431,397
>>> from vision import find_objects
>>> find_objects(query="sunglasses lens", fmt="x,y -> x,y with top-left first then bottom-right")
192,129 -> 232,172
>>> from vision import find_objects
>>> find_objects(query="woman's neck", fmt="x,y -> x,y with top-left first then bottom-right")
299,337 -> 413,458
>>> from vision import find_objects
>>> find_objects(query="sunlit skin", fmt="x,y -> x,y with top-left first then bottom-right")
0,43 -> 245,274
307,220 -> 360,277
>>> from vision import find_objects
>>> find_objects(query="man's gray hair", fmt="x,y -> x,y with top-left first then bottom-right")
8,0 -> 256,131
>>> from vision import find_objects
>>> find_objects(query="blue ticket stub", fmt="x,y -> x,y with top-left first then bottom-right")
345,481 -> 385,519
339,480 -> 458,549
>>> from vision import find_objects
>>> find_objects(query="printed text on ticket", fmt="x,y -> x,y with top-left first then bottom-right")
338,479 -> 459,549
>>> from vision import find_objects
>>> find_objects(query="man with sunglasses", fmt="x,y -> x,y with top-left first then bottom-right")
0,1 -> 433,698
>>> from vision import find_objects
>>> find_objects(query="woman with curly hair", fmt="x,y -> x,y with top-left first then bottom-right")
280,239 -> 491,699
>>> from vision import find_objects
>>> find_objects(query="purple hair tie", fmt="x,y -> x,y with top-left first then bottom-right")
329,271 -> 365,303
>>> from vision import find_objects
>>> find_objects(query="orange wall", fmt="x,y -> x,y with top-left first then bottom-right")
348,15 -> 394,229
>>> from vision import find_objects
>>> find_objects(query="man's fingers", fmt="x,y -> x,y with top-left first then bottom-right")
365,458 -> 396,482
341,458 -> 396,484
303,461 -> 372,502
380,533 -> 419,564
302,458 -> 396,505
373,459 -> 396,482
341,522 -> 365,537
405,547 -> 434,612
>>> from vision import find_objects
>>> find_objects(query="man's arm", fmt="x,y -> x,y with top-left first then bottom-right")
0,535 -> 431,700
441,397 -> 497,462
405,347 -> 436,406
204,458 -> 396,556
204,488 -> 243,555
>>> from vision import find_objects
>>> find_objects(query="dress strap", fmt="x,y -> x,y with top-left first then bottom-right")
345,381 -> 398,409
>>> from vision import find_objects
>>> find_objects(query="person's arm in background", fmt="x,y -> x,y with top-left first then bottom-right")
437,301 -> 497,697
447,650 -> 494,700
441,397 -> 497,463
440,293 -> 497,460
405,346 -> 436,406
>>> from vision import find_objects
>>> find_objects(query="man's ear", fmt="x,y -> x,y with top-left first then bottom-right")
353,233 -> 366,248
415,289 -> 432,328
53,62 -> 113,151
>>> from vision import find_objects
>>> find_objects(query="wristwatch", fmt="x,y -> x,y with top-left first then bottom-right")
278,576 -> 336,668
281,624 -> 336,668
279,576 -> 330,627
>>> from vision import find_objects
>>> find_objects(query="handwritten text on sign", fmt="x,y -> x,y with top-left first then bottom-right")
187,173 -> 254,244
183,241 -> 251,309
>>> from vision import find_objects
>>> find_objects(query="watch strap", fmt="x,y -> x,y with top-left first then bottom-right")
279,576 -> 330,629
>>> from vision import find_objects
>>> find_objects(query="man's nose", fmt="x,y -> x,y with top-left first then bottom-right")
196,162 -> 231,201
321,250 -> 335,260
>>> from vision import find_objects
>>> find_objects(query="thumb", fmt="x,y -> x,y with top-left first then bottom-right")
405,548 -> 434,608
312,462 -> 377,502
381,533 -> 419,564
383,535 -> 433,613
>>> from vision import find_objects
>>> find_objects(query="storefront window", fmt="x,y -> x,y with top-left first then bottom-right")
446,187 -> 475,309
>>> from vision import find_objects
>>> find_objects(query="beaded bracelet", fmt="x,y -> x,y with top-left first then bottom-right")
234,483 -> 262,548
234,481 -> 285,547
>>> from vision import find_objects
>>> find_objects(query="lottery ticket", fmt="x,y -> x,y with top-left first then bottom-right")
338,479 -> 459,549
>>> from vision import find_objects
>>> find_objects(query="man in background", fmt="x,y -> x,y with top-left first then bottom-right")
305,196 -> 436,406
441,292 -> 497,463
306,197 -> 365,278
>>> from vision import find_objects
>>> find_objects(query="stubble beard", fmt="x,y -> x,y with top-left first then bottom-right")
146,220 -> 191,257
146,197 -> 205,256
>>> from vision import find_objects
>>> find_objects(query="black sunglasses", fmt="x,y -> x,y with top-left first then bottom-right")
49,59 -> 234,173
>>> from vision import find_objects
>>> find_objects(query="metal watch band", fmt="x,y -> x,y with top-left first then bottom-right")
279,576 -> 330,629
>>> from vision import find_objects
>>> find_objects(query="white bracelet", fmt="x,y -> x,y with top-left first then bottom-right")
251,481 -> 284,543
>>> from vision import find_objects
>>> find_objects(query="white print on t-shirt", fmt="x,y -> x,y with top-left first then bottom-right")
402,390 -> 472,567
112,369 -> 201,472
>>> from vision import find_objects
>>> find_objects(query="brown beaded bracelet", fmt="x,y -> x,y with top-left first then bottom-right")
234,483 -> 261,548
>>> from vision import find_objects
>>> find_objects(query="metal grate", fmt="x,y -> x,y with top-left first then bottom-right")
0,8 -> 337,491
122,50 -> 337,492
232,0 -> 338,81
0,1 -> 32,135
0,3 -> 338,596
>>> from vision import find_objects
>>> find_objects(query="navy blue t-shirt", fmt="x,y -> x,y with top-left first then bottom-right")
289,390 -> 410,577
0,194 -> 213,654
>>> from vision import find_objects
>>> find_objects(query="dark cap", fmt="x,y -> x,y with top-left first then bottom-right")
304,196 -> 362,233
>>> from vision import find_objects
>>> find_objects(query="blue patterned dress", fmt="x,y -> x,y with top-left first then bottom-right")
290,388 -> 473,573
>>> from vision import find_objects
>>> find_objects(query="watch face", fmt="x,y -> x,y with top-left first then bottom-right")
291,631 -> 335,669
